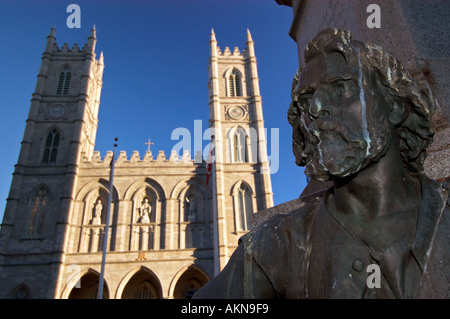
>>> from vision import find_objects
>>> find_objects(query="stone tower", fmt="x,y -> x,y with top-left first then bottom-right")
0,27 -> 104,298
208,29 -> 274,270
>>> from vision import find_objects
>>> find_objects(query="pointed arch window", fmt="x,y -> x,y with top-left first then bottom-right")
56,70 -> 71,95
42,129 -> 60,164
232,128 -> 248,163
228,70 -> 242,97
182,186 -> 205,249
28,187 -> 49,236
11,284 -> 32,299
236,183 -> 253,231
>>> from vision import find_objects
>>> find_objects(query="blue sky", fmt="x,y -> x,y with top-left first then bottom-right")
0,0 -> 306,222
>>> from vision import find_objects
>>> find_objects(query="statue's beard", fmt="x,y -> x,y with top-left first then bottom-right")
299,116 -> 389,182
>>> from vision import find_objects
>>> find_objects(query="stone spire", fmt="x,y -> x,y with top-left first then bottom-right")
210,28 -> 217,57
45,27 -> 56,53
246,28 -> 255,58
87,25 -> 97,53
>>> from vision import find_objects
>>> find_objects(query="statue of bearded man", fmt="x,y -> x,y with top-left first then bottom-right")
194,29 -> 450,299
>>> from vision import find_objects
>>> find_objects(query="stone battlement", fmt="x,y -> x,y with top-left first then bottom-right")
51,42 -> 88,54
81,149 -> 205,165
217,46 -> 247,57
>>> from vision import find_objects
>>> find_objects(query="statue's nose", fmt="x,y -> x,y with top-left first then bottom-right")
309,96 -> 332,119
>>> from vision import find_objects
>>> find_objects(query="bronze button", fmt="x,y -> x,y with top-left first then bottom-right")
352,258 -> 364,272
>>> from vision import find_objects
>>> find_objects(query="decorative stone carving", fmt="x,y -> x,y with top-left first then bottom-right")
227,105 -> 246,120
91,199 -> 102,225
138,197 -> 151,223
48,104 -> 66,119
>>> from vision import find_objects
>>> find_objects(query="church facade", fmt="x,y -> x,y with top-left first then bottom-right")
0,27 -> 273,298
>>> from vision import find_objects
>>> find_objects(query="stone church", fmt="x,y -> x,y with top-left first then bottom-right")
0,27 -> 273,298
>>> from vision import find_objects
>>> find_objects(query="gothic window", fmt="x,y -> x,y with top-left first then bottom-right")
228,70 -> 242,97
180,186 -> 206,249
28,187 -> 48,236
236,183 -> 253,231
232,128 -> 248,163
56,70 -> 71,95
131,188 -> 158,251
42,129 -> 60,164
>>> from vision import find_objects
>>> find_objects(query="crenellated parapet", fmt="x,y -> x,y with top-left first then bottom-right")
44,26 -> 98,57
216,46 -> 247,57
80,149 -> 206,167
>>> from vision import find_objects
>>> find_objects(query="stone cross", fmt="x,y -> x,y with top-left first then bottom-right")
145,139 -> 154,152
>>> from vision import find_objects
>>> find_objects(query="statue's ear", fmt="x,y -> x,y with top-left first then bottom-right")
389,100 -> 407,126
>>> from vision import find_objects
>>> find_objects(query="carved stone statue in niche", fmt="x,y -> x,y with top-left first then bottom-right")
91,198 -> 102,225
138,197 -> 152,224
194,29 -> 450,299
185,196 -> 197,222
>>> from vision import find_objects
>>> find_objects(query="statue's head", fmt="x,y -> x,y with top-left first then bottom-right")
288,28 -> 435,182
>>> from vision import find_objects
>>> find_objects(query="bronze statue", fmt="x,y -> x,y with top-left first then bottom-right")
194,29 -> 450,298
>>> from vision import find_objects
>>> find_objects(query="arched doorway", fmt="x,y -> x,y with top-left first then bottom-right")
68,270 -> 109,299
173,266 -> 209,299
120,267 -> 162,299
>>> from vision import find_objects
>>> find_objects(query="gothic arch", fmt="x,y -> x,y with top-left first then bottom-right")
124,177 -> 166,201
124,178 -> 167,251
171,178 -> 212,249
181,185 -> 204,222
223,67 -> 245,97
63,268 -> 109,299
44,124 -> 62,135
81,186 -> 109,226
226,126 -> 253,163
130,186 -> 159,223
74,180 -> 120,252
168,264 -> 210,299
223,66 -> 243,79
41,126 -> 61,164
230,179 -> 254,197
116,266 -> 163,299
56,68 -> 72,95
170,177 -> 211,200
129,186 -> 159,251
75,179 -> 120,203
10,283 -> 32,299
74,181 -> 119,226
231,180 -> 256,232
58,64 -> 72,73
25,183 -> 51,236
28,183 -> 52,200
171,177 -> 211,224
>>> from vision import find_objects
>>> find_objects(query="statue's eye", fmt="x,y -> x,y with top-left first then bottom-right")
335,83 -> 346,96
299,94 -> 313,108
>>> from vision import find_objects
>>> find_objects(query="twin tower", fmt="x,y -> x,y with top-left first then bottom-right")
0,27 -> 273,298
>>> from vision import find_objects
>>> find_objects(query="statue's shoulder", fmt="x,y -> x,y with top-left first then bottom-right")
240,193 -> 323,254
